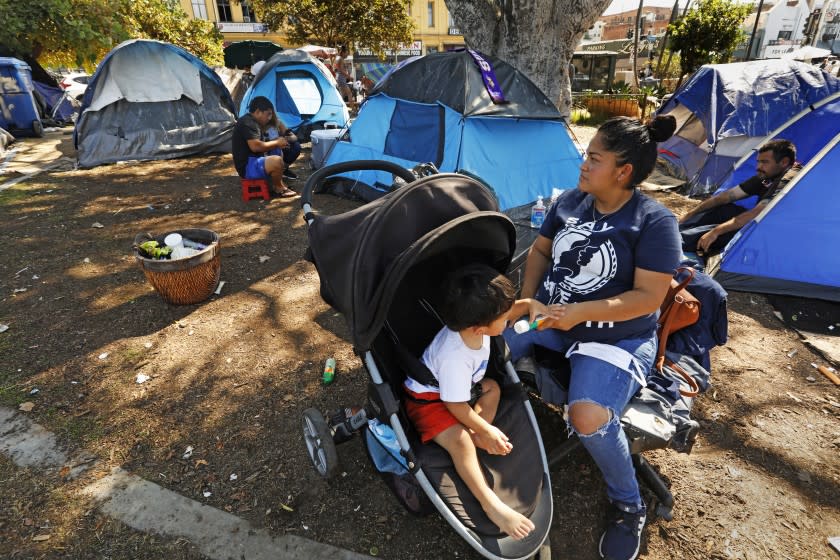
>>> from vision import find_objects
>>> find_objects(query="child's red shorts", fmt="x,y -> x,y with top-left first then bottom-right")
403,388 -> 460,443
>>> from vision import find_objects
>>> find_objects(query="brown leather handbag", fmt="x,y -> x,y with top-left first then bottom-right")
656,267 -> 701,396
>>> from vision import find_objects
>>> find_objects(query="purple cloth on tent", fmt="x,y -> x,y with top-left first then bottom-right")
467,49 -> 506,104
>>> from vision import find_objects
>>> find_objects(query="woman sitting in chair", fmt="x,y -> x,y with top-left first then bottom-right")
504,115 -> 680,560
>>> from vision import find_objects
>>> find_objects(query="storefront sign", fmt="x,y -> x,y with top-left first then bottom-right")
448,27 -> 462,35
355,41 -> 422,57
216,22 -> 269,33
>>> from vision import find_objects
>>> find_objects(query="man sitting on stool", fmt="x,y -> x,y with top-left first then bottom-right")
679,139 -> 800,256
231,96 -> 298,198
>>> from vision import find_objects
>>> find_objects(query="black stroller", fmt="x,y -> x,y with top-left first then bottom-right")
300,161 -> 553,560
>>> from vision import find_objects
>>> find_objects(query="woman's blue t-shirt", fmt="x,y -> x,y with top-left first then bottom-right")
536,188 -> 681,343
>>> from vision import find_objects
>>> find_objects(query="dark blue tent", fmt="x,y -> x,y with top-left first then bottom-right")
713,91 -> 840,210
711,132 -> 840,301
656,60 -> 840,194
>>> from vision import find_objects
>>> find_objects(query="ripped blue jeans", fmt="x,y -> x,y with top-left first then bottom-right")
504,327 -> 657,510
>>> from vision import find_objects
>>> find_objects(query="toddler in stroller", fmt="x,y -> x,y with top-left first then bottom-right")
300,162 -> 552,559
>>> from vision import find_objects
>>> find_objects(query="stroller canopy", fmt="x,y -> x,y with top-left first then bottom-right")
306,173 -> 515,350
323,50 -> 583,211
239,49 -> 349,131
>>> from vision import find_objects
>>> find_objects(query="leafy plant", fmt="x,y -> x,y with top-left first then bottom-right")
668,0 -> 752,78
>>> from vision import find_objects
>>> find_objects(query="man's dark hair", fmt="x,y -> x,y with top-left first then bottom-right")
440,264 -> 516,332
759,139 -> 796,164
248,96 -> 274,113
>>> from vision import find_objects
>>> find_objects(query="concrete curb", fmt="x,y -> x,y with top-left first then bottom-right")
0,406 -> 372,560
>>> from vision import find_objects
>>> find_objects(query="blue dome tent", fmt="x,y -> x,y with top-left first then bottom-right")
656,60 -> 840,195
711,132 -> 840,302
74,40 -> 236,168
239,49 -> 349,140
713,91 -> 840,210
320,49 -> 583,212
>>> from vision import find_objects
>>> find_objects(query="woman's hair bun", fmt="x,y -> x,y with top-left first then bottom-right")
647,115 -> 677,143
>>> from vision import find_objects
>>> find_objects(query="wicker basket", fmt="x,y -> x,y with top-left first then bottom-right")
134,229 -> 221,305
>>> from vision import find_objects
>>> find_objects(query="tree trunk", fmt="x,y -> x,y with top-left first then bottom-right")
445,0 -> 612,117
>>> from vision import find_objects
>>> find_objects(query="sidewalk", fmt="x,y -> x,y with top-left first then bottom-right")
0,406 -> 372,560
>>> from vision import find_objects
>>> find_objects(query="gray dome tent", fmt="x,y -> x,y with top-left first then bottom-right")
74,40 -> 236,168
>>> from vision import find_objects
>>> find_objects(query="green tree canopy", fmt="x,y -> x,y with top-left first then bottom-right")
122,0 -> 223,66
249,0 -> 414,58
0,0 -> 223,69
0,0 -> 125,66
667,0 -> 752,78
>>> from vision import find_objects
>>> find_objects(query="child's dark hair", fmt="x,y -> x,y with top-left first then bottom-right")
440,264 -> 516,332
597,115 -> 677,188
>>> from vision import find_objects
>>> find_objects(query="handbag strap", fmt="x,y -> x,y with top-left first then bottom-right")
657,266 -> 697,362
655,356 -> 700,397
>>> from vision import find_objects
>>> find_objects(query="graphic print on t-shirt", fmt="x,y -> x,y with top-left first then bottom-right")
545,216 -> 617,302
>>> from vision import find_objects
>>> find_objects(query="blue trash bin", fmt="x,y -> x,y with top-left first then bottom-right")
0,57 -> 44,138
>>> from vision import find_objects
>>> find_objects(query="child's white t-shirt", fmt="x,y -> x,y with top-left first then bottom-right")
404,327 -> 490,402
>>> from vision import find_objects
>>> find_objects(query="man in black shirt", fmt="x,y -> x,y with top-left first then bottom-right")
679,139 -> 800,256
231,96 -> 297,198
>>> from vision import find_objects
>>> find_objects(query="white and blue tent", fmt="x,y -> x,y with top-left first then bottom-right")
239,49 -> 349,140
321,50 -> 583,211
711,132 -> 840,301
712,91 -> 840,210
74,40 -> 236,168
656,60 -> 840,195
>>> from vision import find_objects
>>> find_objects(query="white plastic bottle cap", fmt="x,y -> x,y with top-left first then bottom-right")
164,233 -> 183,248
513,319 -> 531,334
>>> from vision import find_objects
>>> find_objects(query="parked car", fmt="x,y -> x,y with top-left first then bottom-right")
59,72 -> 90,100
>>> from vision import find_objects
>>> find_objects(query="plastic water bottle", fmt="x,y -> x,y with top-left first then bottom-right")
322,358 -> 336,385
530,196 -> 546,229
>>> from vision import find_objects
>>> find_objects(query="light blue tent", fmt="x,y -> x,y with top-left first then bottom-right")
239,49 -> 348,139
321,50 -> 583,211
711,132 -> 840,301
712,91 -> 840,210
656,60 -> 840,195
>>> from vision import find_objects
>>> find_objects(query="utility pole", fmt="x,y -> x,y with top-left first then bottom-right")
746,0 -> 766,61
633,0 -> 645,89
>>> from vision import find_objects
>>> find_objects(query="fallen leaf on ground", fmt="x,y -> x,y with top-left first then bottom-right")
19,402 -> 34,412
32,534 -> 51,542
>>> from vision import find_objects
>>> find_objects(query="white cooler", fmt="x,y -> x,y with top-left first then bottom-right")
310,128 -> 343,169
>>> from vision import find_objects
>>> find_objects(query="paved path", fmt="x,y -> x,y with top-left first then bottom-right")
0,406 -> 371,560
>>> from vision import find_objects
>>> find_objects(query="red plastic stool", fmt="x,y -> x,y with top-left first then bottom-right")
241,178 -> 270,202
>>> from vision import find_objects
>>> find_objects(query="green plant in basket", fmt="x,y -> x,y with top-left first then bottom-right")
136,240 -> 171,259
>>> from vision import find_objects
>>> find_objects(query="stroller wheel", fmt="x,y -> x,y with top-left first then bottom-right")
302,407 -> 339,478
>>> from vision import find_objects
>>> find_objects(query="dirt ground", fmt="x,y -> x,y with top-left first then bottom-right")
1,128 -> 839,560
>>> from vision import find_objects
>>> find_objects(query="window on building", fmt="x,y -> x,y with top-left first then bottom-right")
241,0 -> 254,22
217,0 -> 232,22
448,10 -> 454,27
427,2 -> 435,27
191,0 -> 208,19
777,30 -> 792,40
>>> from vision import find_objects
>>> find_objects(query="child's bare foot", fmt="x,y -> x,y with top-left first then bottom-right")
471,432 -> 512,455
484,496 -> 535,540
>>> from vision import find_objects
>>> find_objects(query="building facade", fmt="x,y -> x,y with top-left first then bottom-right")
735,0 -> 813,59
178,0 -> 465,57
600,6 -> 672,42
